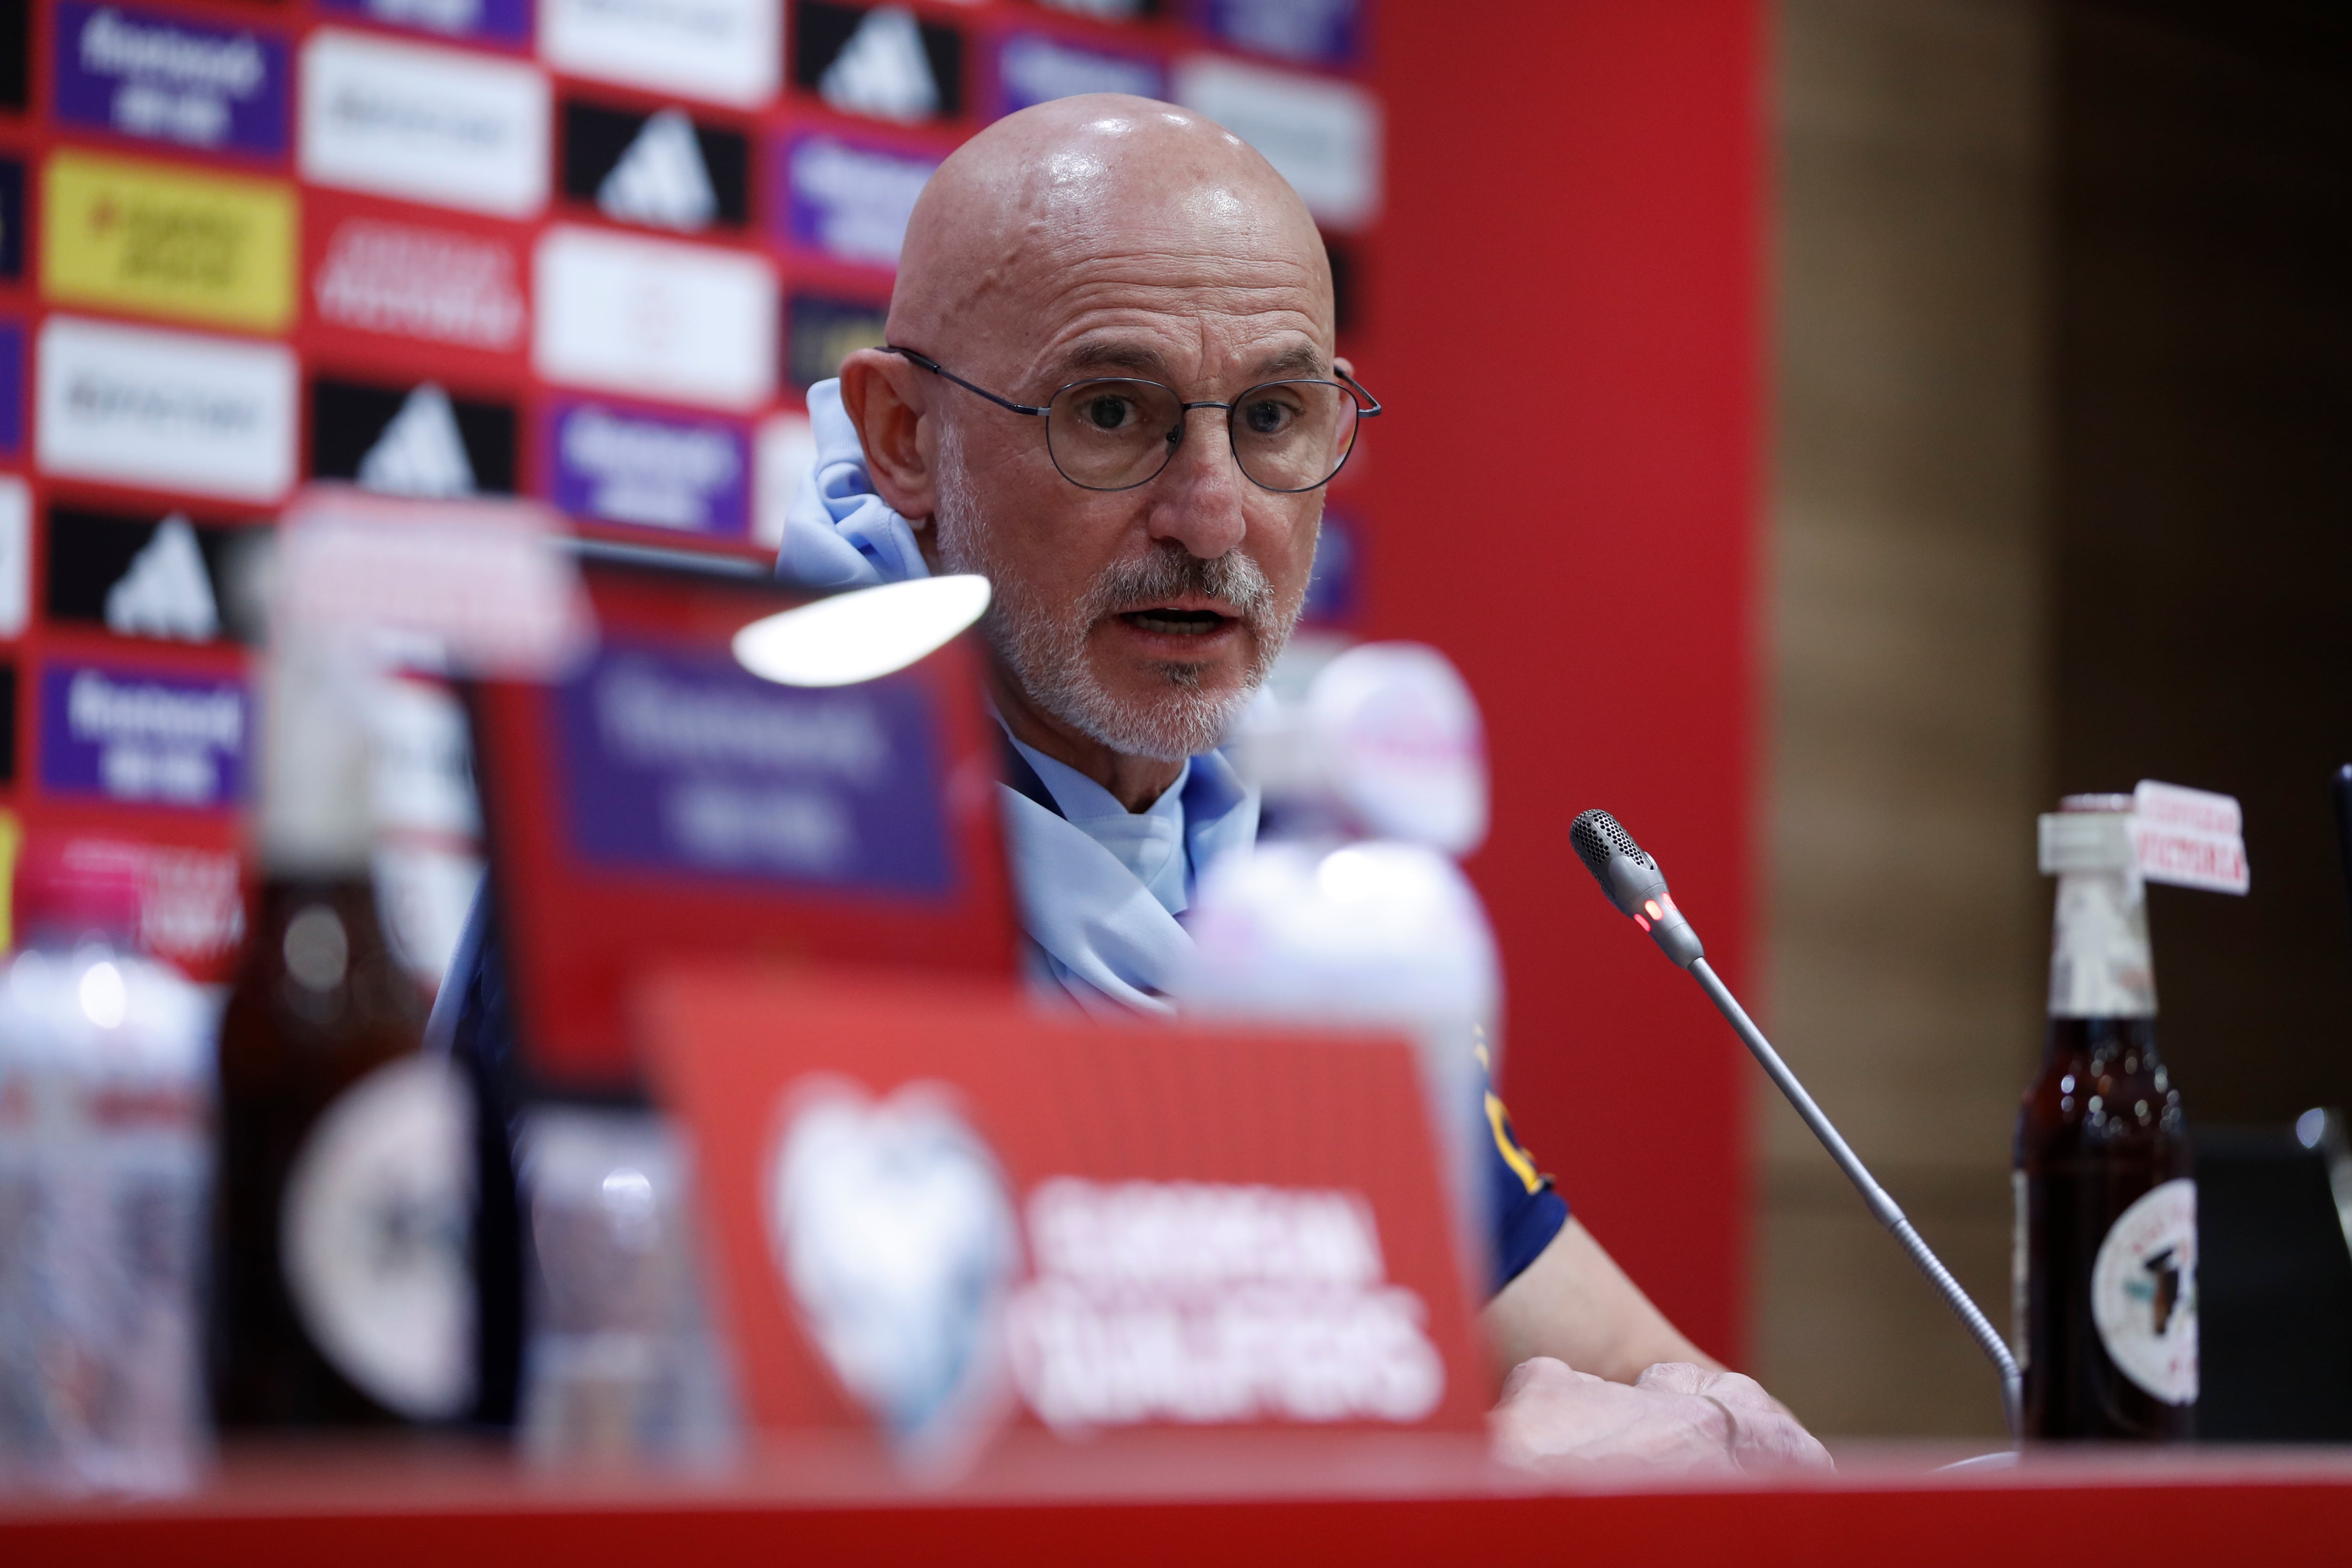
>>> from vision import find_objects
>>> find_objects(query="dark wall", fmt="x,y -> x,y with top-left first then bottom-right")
2052,1 -> 2352,1121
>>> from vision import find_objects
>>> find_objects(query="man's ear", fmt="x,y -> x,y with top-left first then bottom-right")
839,348 -> 937,523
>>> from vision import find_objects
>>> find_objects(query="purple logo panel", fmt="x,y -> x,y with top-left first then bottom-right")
0,323 -> 21,456
991,31 -> 1165,117
548,399 -> 749,537
556,644 -> 954,896
319,0 -> 532,46
1195,0 -> 1364,69
40,662 -> 250,811
54,2 -> 290,156
780,133 -> 938,271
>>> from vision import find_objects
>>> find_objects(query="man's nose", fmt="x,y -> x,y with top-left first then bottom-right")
1143,406 -> 1249,560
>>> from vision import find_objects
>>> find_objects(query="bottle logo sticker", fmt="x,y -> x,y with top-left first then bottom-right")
280,1052 -> 477,1422
2091,1177 -> 2197,1406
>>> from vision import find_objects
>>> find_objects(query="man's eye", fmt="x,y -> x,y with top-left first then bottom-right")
1084,397 -> 1133,430
1242,399 -> 1295,436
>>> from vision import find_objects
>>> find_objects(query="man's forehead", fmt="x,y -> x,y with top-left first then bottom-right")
889,94 -> 1330,367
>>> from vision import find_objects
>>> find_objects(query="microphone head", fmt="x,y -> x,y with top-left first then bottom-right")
1571,809 -> 1656,888
1571,807 -> 1703,965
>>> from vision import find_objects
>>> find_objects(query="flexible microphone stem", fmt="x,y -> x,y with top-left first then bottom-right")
1687,957 -> 2023,1442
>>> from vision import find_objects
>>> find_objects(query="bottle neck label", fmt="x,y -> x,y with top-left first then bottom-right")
2048,869 -> 2157,1018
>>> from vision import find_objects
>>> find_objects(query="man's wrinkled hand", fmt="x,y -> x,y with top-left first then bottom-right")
1489,1356 -> 1834,1475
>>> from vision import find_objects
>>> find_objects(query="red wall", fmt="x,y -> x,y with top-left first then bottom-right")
1363,1 -> 1764,1363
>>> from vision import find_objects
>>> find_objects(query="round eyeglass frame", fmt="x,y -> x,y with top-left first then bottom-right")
882,344 -> 1383,494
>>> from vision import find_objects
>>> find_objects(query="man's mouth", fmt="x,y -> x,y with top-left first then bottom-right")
1118,606 -> 1232,637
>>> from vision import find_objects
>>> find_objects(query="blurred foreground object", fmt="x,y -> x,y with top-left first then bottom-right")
0,840 -> 215,1493
1189,643 -> 1498,1287
207,488 -> 587,1431
517,1108 -> 738,1465
2017,783 -> 2246,1440
210,634 -> 468,1428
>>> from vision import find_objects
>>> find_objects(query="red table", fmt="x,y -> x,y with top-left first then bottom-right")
5,1433 -> 2347,1565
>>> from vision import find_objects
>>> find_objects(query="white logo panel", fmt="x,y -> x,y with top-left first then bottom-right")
1173,55 -> 1380,231
37,315 -> 298,502
0,476 -> 27,639
533,225 -> 777,412
300,30 -> 550,218
541,0 -> 780,108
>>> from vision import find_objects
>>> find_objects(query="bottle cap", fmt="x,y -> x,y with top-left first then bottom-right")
2058,793 -> 2135,814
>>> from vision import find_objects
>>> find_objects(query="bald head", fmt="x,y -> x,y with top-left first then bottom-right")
889,94 -> 1333,368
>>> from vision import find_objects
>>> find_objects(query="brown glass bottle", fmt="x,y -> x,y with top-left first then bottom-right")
2014,796 -> 2196,1440
212,879 -> 425,1425
209,645 -> 467,1428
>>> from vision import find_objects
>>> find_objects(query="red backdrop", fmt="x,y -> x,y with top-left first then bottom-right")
1363,1 -> 1764,1363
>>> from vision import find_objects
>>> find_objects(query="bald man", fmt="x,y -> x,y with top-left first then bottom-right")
771,96 -> 1828,1472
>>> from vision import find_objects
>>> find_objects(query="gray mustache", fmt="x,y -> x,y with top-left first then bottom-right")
1084,547 -> 1274,625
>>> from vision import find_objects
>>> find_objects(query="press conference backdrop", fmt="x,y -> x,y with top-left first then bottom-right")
0,0 -> 1384,977
0,0 -> 1769,1363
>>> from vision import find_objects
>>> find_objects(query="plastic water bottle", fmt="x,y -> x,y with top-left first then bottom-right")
0,841 -> 216,1494
1182,642 -> 1500,1290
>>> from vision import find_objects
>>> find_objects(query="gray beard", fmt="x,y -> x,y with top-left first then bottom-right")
931,439 -> 1306,764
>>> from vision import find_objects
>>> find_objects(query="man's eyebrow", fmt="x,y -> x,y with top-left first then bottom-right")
1253,344 -> 1329,379
1057,341 -> 1175,379
1051,341 -> 1332,384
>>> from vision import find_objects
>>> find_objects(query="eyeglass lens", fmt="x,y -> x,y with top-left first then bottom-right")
1045,379 -> 1361,493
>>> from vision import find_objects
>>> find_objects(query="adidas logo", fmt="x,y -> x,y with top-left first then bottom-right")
820,6 -> 939,124
357,383 -> 478,499
105,514 -> 221,643
597,108 -> 720,233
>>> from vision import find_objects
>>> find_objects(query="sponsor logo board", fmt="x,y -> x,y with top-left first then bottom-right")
0,665 -> 13,780
1034,0 -> 1157,17
558,642 -> 953,891
41,149 -> 296,333
794,1 -> 962,124
541,0 -> 779,109
307,201 -> 527,358
36,314 -> 297,502
53,2 -> 291,156
0,159 -> 23,280
46,503 -> 259,644
548,398 -> 748,536
1196,0 -> 1362,69
319,0 -> 532,47
785,292 -> 887,391
1174,55 -> 1378,230
563,99 -> 749,234
0,0 -> 26,112
753,411 -> 813,549
300,29 -> 550,219
0,475 -> 28,638
0,320 -> 20,454
40,659 -> 250,810
991,30 -> 1164,116
779,132 -> 934,269
534,224 -> 776,411
310,376 -> 518,497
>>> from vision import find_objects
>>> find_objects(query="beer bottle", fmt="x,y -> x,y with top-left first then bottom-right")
2015,793 -> 2195,1439
210,644 -> 477,1428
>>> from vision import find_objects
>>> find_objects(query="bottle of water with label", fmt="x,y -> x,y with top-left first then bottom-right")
209,640 -> 478,1430
1181,643 -> 1499,1292
2015,793 -> 2196,1439
0,839 -> 215,1494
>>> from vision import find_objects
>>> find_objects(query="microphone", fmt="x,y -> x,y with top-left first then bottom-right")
1570,809 -> 2024,1444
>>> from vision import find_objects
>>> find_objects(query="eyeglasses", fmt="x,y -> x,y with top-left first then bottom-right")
884,345 -> 1381,494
